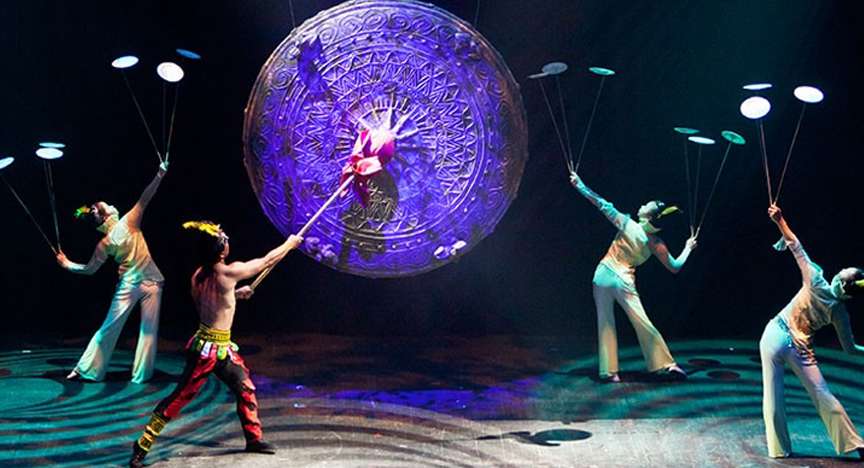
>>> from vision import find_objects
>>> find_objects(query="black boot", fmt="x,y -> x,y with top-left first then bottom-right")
129,441 -> 148,468
245,439 -> 277,454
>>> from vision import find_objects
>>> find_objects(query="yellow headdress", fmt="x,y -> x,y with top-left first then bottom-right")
182,221 -> 226,240
73,205 -> 92,219
656,205 -> 681,219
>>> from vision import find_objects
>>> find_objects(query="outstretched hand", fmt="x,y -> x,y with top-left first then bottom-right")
235,285 -> 255,300
158,161 -> 169,177
569,171 -> 582,188
685,236 -> 698,251
768,204 -> 783,224
56,250 -> 69,269
286,234 -> 303,250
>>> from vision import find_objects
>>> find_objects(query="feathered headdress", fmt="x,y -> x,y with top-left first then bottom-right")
656,205 -> 681,220
73,205 -> 92,219
182,220 -> 227,240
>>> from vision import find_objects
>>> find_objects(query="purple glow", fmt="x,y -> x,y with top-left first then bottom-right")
242,0 -> 528,278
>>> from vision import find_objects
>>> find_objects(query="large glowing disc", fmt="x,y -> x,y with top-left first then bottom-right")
176,48 -> 202,60
688,136 -> 716,145
721,130 -> 746,145
35,148 -> 63,160
588,66 -> 615,76
111,55 -> 139,69
793,86 -> 824,104
0,157 -> 14,170
243,0 -> 529,278
743,83 -> 772,91
740,96 -> 771,120
38,141 -> 65,149
541,62 -> 568,76
673,127 -> 700,135
156,62 -> 185,83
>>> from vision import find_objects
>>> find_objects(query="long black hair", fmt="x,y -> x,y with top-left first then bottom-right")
181,221 -> 227,284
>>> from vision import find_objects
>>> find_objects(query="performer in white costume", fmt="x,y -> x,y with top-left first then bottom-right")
760,204 -> 864,458
57,162 -> 168,383
570,172 -> 697,382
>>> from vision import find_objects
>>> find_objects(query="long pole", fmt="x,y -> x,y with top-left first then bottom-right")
250,174 -> 355,291
573,76 -> 607,173
1,174 -> 57,254
696,142 -> 733,236
120,71 -> 163,164
757,120 -> 773,205
773,104 -> 807,204
537,79 -> 572,173
43,161 -> 61,250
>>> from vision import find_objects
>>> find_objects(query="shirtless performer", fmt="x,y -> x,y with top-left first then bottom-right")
129,220 -> 302,467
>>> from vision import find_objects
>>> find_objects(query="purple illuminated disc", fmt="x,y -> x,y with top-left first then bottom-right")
0,157 -> 13,170
243,0 -> 529,278
35,148 -> 63,160
688,136 -> 716,145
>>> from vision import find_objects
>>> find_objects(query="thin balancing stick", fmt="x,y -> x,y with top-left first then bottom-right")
696,142 -> 733,236
537,79 -> 573,173
43,161 -> 61,250
554,75 -> 574,170
573,76 -> 606,173
693,145 -> 702,230
1,174 -> 57,254
474,0 -> 481,27
682,139 -> 694,236
773,104 -> 806,204
250,174 -> 355,291
757,120 -> 773,205
165,84 -> 181,164
161,82 -> 167,152
121,71 -> 163,164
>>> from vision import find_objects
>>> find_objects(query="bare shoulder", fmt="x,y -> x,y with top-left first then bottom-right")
213,263 -> 240,289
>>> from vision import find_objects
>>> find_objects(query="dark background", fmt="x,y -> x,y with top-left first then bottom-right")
2,1 -> 862,346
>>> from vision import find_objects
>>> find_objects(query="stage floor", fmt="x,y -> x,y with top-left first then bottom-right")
2,334 -> 862,467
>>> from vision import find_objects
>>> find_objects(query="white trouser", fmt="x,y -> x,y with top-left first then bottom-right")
760,317 -> 864,457
592,263 -> 675,376
75,279 -> 163,384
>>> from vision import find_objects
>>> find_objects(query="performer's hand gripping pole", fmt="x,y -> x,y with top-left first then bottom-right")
249,174 -> 355,291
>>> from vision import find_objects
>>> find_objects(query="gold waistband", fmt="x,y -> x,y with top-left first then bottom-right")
196,323 -> 231,344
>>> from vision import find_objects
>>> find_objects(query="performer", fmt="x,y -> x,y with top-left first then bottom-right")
57,162 -> 168,384
760,204 -> 864,458
129,221 -> 302,467
570,172 -> 697,382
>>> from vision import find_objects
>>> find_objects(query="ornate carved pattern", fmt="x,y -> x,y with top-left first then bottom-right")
243,0 -> 528,277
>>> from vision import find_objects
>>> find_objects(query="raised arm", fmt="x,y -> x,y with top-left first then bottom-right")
569,172 -> 628,231
832,306 -> 864,356
56,242 -> 108,275
223,234 -> 303,282
649,236 -> 697,274
769,204 -> 820,284
126,163 -> 168,229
